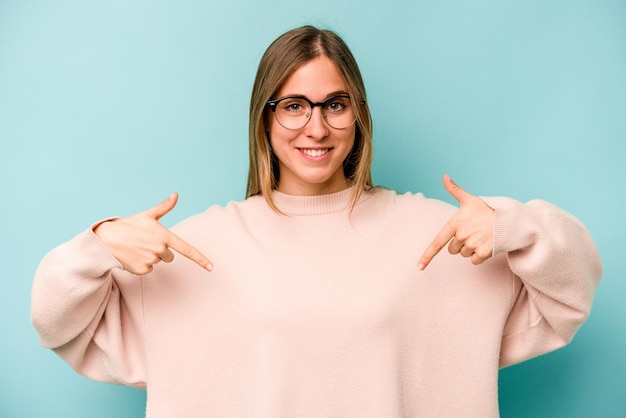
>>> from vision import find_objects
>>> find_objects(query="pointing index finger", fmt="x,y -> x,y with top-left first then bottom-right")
418,222 -> 456,270
166,230 -> 213,271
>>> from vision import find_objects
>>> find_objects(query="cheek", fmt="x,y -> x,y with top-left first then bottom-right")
266,113 -> 286,144
269,115 -> 302,141
267,117 -> 280,141
340,128 -> 357,152
268,123 -> 297,153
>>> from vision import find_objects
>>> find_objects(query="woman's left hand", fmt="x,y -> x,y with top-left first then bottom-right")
418,174 -> 495,270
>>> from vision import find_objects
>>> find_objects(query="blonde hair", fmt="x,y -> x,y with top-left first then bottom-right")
246,26 -> 373,213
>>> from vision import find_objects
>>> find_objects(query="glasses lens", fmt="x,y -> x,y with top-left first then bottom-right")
273,96 -> 357,130
322,96 -> 355,129
274,98 -> 311,130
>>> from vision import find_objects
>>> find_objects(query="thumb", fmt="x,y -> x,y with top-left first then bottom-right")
146,193 -> 179,220
443,174 -> 471,205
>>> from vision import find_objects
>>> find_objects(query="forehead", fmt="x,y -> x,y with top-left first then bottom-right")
276,56 -> 348,99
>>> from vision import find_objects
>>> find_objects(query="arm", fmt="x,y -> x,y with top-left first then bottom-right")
484,197 -> 602,367
419,175 -> 602,365
31,226 -> 147,387
31,193 -> 212,387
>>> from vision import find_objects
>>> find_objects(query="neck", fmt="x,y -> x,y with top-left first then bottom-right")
276,178 -> 351,196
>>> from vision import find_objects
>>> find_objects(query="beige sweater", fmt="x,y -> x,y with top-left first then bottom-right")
31,187 -> 602,417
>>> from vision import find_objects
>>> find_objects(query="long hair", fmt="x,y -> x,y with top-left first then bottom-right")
246,25 -> 373,213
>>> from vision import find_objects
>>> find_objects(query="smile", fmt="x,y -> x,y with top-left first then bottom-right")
299,148 -> 331,158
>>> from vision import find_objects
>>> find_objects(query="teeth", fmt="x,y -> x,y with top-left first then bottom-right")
301,148 -> 329,157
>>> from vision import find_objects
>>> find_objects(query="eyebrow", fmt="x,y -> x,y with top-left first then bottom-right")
276,90 -> 350,100
324,90 -> 350,98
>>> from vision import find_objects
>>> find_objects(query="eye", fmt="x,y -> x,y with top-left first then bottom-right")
281,99 -> 307,114
324,97 -> 349,113
329,102 -> 343,111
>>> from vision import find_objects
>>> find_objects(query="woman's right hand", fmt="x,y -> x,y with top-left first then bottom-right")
94,193 -> 213,275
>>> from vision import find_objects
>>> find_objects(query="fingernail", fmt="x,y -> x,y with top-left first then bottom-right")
205,262 -> 214,271
417,263 -> 425,271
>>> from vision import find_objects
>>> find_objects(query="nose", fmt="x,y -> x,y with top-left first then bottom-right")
304,106 -> 329,139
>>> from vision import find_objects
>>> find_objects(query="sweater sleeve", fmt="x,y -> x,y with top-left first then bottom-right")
31,226 -> 147,388
481,197 -> 602,368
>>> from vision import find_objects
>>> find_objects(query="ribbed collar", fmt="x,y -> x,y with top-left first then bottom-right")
270,186 -> 373,216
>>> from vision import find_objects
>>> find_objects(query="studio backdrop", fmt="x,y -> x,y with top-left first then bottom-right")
0,1 -> 624,417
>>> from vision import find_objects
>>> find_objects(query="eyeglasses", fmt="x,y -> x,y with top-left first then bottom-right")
266,95 -> 358,130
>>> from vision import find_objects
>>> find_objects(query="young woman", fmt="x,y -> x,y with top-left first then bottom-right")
32,26 -> 602,417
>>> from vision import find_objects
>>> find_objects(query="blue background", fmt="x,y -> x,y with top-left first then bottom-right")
1,0 -> 624,416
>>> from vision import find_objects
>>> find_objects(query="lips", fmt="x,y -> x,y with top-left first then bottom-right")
299,148 -> 331,158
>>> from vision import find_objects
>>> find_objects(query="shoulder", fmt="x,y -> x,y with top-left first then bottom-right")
170,195 -> 268,235
364,187 -> 457,218
348,187 -> 458,238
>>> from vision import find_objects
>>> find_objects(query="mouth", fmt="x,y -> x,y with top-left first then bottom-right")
298,148 -> 331,158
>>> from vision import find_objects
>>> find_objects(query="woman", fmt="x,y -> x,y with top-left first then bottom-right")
32,26 -> 602,417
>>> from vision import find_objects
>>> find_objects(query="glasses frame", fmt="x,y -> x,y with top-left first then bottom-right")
266,94 -> 359,130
